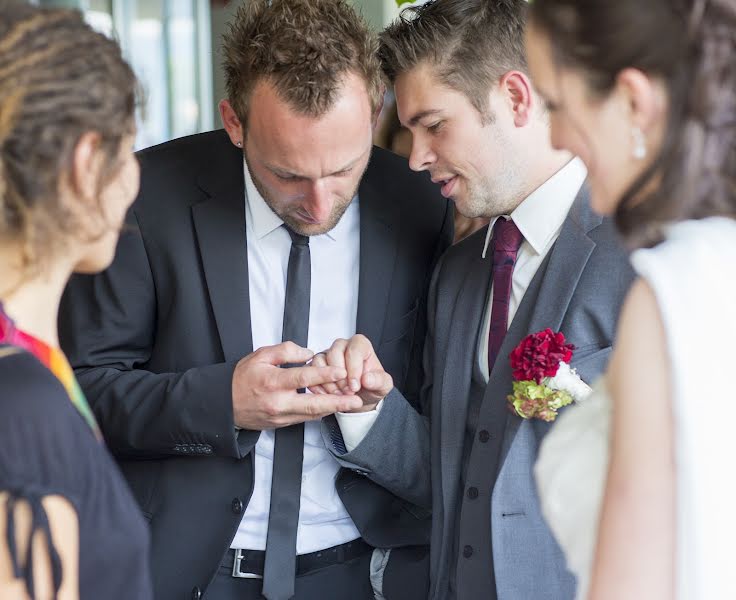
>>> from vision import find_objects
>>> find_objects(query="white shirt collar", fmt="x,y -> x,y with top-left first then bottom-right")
243,159 -> 356,242
482,157 -> 588,258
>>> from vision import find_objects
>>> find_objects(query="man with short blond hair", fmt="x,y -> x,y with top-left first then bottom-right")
59,1 -> 452,599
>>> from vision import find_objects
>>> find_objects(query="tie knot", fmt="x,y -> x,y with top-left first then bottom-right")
492,218 -> 523,253
284,224 -> 309,246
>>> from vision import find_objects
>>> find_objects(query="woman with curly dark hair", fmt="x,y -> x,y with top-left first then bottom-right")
0,3 -> 152,598
526,0 -> 736,598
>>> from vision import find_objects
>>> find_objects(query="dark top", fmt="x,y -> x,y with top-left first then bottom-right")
0,350 -> 152,599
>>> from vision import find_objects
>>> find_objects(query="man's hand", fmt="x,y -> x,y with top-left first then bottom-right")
232,342 -> 363,429
309,335 -> 393,412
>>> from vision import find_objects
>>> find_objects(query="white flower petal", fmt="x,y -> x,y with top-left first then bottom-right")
544,362 -> 592,403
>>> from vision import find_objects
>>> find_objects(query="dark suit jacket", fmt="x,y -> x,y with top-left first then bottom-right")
59,129 -> 453,599
331,188 -> 635,599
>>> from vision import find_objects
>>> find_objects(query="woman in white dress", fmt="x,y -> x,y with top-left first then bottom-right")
524,1 -> 736,598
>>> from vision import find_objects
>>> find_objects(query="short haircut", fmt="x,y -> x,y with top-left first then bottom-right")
222,0 -> 382,129
379,0 -> 529,119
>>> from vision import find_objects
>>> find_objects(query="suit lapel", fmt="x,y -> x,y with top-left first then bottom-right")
495,187 -> 602,470
439,233 -> 493,513
191,146 -> 254,362
524,189 -> 601,335
355,167 -> 400,345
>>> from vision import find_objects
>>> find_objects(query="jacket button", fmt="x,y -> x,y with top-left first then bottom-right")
478,430 -> 490,443
191,586 -> 202,600
467,486 -> 479,500
463,545 -> 473,558
231,497 -> 243,514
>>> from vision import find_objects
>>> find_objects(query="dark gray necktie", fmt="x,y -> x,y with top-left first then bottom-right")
262,225 -> 310,600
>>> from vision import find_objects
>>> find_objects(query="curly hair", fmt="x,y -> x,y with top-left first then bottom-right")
0,2 -> 138,269
221,0 -> 382,130
530,0 -> 736,247
379,0 -> 529,122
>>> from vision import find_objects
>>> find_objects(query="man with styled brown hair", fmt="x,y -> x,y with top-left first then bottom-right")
59,1 -> 452,599
316,0 -> 634,599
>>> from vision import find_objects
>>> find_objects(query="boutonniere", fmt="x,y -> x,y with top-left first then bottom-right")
507,328 -> 592,422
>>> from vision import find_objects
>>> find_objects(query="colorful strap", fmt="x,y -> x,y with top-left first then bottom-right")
0,306 -> 101,440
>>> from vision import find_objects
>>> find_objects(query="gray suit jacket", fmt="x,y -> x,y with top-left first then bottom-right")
327,189 -> 634,599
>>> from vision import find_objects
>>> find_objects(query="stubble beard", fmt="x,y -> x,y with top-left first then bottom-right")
458,172 -> 521,219
245,153 -> 367,237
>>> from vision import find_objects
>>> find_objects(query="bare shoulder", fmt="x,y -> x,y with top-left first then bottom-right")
609,277 -> 667,376
608,276 -> 671,429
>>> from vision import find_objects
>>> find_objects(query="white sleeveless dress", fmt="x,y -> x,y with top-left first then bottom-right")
535,217 -> 736,600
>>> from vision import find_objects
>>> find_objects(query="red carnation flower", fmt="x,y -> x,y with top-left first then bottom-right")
509,328 -> 575,384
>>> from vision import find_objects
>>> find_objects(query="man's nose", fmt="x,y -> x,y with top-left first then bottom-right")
302,180 -> 333,222
408,135 -> 436,172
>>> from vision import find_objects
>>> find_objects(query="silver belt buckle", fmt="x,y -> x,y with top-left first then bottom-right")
231,549 -> 264,579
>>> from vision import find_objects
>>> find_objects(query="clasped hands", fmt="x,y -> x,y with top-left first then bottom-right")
232,335 -> 393,430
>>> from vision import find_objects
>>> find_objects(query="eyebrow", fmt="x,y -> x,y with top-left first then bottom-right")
265,154 -> 364,179
406,109 -> 443,127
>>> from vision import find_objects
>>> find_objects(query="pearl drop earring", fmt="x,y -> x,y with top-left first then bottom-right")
631,126 -> 646,160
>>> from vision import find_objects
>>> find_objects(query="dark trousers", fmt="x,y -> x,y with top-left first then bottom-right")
383,546 -> 430,600
205,551 -> 374,600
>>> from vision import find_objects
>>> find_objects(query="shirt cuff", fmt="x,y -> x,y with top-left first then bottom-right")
334,399 -> 384,453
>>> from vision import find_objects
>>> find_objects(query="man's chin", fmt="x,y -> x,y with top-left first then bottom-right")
454,204 -> 490,221
450,189 -> 493,220
451,196 -> 474,218
282,215 -> 339,237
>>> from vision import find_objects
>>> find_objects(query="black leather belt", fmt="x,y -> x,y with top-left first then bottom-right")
226,539 -> 372,579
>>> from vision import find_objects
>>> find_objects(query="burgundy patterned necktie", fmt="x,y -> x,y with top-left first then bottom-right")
487,218 -> 524,374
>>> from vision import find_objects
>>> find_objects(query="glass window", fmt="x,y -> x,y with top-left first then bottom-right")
35,0 -> 213,149
129,0 -> 169,148
168,1 -> 200,139
85,0 -> 114,37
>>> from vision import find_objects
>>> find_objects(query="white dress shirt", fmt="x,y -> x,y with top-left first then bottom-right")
338,157 -> 587,451
477,157 -> 587,380
231,160 -> 364,553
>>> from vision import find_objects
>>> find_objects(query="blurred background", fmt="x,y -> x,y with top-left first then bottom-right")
28,0 -> 422,150
29,0 -> 484,241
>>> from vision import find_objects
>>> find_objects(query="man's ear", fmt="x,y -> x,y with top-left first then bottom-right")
70,132 -> 103,203
372,87 -> 386,131
500,70 -> 534,128
219,99 -> 244,147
